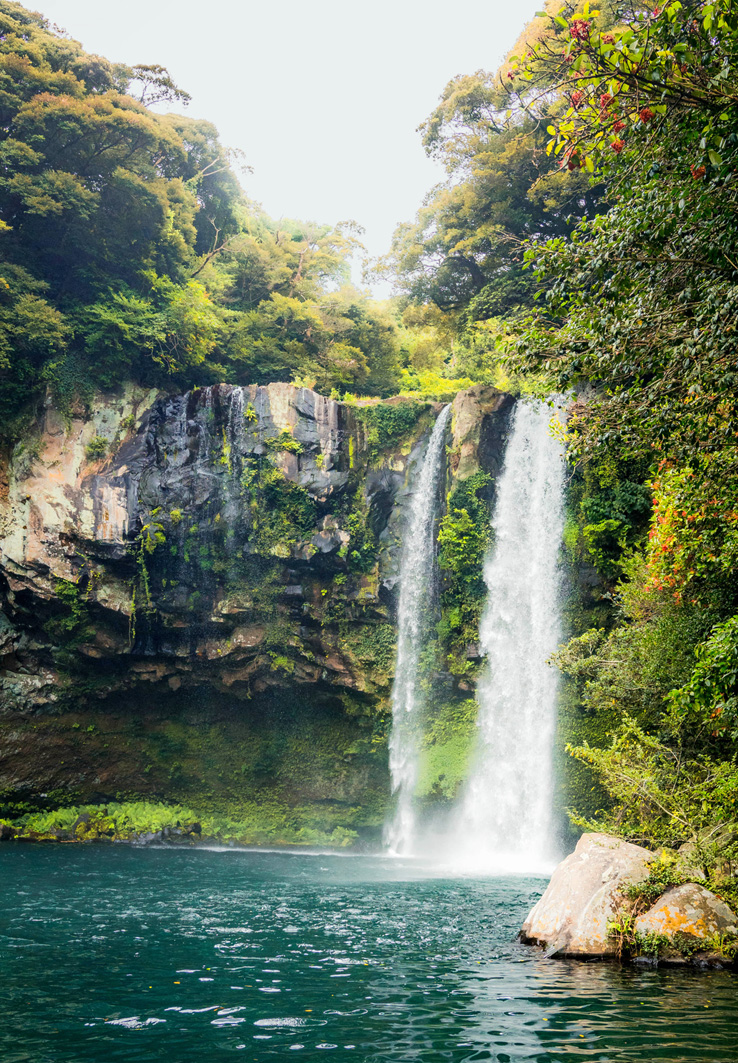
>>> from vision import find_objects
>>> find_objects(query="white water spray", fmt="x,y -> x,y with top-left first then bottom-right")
385,404 -> 452,854
450,398 -> 566,873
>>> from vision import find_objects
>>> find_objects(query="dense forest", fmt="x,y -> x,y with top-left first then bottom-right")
2,0 -> 738,887
0,0 -> 413,428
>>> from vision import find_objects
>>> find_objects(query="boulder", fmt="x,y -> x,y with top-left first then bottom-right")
634,883 -> 737,941
520,832 -> 655,957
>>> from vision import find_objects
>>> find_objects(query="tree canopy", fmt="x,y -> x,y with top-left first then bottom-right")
0,0 -> 403,427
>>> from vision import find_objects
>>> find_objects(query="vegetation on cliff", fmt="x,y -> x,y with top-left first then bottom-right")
382,0 -> 738,876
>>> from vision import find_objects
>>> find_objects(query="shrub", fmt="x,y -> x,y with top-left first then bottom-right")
85,435 -> 108,460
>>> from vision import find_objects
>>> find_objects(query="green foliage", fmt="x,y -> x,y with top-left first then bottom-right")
344,489 -> 378,573
244,462 -> 317,552
669,615 -> 738,746
85,435 -> 108,460
508,3 -> 738,544
140,522 -> 166,554
553,556 -> 712,729
8,799 -> 358,849
355,400 -> 426,458
379,97 -> 601,320
567,716 -> 738,851
264,431 -> 304,454
44,578 -> 92,665
416,699 -> 478,803
349,624 -> 396,675
437,472 -> 492,662
398,368 -> 476,401
621,855 -> 685,910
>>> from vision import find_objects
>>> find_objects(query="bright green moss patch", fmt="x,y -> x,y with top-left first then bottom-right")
5,799 -> 359,849
416,699 -> 477,803
355,400 -> 428,459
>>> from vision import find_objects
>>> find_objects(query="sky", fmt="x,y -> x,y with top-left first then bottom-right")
32,0 -> 542,286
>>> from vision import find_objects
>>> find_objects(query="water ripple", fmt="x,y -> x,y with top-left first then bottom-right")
0,846 -> 736,1062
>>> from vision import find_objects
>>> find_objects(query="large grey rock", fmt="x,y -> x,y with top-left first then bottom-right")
634,883 -> 737,940
520,832 -> 655,957
450,385 -> 514,479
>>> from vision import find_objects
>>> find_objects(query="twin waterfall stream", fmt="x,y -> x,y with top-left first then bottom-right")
385,399 -> 566,871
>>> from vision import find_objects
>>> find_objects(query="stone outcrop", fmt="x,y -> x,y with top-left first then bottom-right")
634,883 -> 737,944
520,832 -> 655,957
521,832 -> 738,967
450,385 -> 514,481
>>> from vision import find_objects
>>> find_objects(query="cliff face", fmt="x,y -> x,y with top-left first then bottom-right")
0,382 -> 513,841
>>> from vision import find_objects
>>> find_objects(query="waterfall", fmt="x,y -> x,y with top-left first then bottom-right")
451,398 -> 566,872
385,404 -> 452,855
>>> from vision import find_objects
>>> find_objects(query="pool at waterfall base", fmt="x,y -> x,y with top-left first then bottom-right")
1,846 -> 736,1062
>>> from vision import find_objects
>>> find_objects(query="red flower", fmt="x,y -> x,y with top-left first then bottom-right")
507,71 -> 514,78
611,138 -> 624,153
613,119 -> 626,133
570,19 -> 590,40
571,90 -> 584,107
639,107 -> 655,122
600,92 -> 612,108
690,164 -> 706,179
602,33 -> 615,44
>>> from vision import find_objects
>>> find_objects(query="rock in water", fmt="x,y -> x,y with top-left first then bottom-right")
520,832 -> 655,957
635,883 -> 737,942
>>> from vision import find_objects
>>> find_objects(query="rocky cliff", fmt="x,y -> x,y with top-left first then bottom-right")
0,382 -> 513,844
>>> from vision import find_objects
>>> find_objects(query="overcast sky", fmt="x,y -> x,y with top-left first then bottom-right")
32,0 -> 541,284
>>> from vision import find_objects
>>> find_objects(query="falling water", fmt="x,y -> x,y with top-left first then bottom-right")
385,404 -> 452,854
451,398 -> 566,873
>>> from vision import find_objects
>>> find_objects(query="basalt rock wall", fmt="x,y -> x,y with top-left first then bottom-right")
0,382 -> 514,835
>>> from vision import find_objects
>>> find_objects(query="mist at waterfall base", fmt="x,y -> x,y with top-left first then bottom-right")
386,399 -> 567,875
4,846 -> 738,1063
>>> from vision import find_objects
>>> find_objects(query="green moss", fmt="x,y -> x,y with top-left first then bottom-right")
141,521 -> 166,554
265,430 -> 304,454
1,683 -> 391,846
7,799 -> 360,849
416,699 -> 477,803
346,623 -> 396,676
241,461 -> 316,552
437,472 -> 492,662
44,578 -> 93,666
355,400 -> 427,459
343,487 -> 378,573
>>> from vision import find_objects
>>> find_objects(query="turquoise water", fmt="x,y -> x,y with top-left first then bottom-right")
1,846 -> 736,1062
